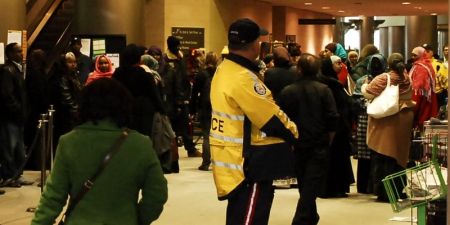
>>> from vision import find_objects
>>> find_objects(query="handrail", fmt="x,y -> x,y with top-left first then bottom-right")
27,0 -> 55,32
28,0 -> 64,47
45,20 -> 73,74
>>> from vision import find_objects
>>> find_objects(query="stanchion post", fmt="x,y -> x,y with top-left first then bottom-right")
47,105 -> 55,170
39,114 -> 48,193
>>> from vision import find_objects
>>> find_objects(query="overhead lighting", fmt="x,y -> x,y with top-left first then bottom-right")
431,13 -> 437,15
338,10 -> 345,13
322,6 -> 330,9
414,6 -> 422,9
304,2 -> 312,5
402,2 -> 411,5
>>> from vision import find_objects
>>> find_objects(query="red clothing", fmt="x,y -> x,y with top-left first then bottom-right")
85,55 -> 114,85
337,63 -> 349,85
409,59 -> 439,127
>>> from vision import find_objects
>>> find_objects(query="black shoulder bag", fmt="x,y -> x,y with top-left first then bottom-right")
58,128 -> 130,225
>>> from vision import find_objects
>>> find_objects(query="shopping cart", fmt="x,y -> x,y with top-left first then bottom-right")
382,121 -> 448,225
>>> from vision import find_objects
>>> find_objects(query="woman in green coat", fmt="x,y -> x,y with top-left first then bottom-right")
32,78 -> 168,225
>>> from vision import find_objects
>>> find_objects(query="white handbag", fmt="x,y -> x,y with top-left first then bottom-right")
367,73 -> 399,118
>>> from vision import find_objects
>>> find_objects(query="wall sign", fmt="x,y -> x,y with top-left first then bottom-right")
171,27 -> 204,53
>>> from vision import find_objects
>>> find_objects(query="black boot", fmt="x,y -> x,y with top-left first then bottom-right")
171,161 -> 180,173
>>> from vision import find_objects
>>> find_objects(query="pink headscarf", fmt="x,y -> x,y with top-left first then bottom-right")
85,55 -> 115,85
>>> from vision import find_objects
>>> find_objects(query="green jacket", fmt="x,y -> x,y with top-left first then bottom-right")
31,120 -> 168,225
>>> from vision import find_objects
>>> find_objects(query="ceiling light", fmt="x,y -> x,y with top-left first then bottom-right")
402,2 -> 411,5
338,10 -> 345,13
304,2 -> 312,5
431,13 -> 437,15
414,6 -> 422,9
322,6 -> 330,9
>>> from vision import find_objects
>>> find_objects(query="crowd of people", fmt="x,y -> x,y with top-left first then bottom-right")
0,17 -> 447,225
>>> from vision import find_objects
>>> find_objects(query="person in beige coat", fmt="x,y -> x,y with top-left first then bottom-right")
361,53 -> 415,202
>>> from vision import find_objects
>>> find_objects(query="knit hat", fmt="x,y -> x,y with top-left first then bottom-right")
330,55 -> 341,64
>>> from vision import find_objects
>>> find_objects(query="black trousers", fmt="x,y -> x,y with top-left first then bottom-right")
171,104 -> 196,152
292,145 -> 330,225
226,181 -> 274,225
0,122 -> 26,180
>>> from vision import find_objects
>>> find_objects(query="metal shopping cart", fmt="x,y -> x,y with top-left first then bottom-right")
382,121 -> 448,225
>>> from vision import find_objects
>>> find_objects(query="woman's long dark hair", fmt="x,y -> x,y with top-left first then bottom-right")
79,78 -> 133,127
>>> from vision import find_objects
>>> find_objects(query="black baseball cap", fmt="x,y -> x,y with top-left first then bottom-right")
228,18 -> 268,45
422,43 -> 434,51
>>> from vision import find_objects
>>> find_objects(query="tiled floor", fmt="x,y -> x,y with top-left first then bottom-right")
0,150 -> 415,225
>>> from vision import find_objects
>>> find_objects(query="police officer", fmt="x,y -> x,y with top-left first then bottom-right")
210,18 -> 299,225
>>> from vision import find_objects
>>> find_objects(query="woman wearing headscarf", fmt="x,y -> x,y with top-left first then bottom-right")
85,55 -> 115,85
409,46 -> 439,128
324,43 -> 350,86
353,53 -> 386,194
147,45 -> 166,75
352,44 -> 380,81
362,53 -> 415,202
318,55 -> 355,198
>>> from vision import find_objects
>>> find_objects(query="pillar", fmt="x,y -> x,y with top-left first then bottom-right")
333,17 -> 346,46
360,16 -> 374,49
388,26 -> 405,57
0,1 -> 26,45
405,16 -> 437,59
379,27 -> 388,57
272,6 -> 287,43
74,0 -> 145,45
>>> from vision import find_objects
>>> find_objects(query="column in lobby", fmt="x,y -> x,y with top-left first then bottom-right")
405,16 -> 437,59
333,17 -> 346,46
379,27 -> 388,56
388,26 -> 405,57
272,6 -> 287,43
360,16 -> 374,50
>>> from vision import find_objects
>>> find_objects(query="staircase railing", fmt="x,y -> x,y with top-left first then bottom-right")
27,0 -> 64,47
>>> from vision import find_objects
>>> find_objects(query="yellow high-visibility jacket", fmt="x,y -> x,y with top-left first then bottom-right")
210,54 -> 298,200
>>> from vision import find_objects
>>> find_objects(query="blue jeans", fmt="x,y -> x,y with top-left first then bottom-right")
0,122 -> 25,180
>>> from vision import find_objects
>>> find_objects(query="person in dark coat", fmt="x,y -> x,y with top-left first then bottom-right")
162,36 -> 201,159
278,53 -> 339,225
264,46 -> 297,101
190,51 -> 220,171
317,55 -> 355,198
0,43 -> 29,188
112,44 -> 165,137
24,49 -> 50,170
48,52 -> 83,148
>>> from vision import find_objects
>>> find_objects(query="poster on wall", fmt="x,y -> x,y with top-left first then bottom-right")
80,38 -> 91,57
7,30 -> 22,45
0,43 -> 4,64
106,53 -> 120,69
171,27 -> 204,54
93,39 -> 106,57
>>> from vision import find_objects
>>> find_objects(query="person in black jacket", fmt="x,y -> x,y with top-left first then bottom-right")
112,44 -> 165,137
190,51 -> 219,171
318,56 -> 355,198
162,36 -> 201,159
0,43 -> 29,188
24,49 -> 50,170
278,53 -> 338,225
264,46 -> 297,101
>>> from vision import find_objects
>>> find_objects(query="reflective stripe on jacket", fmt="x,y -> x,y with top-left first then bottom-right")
210,57 -> 298,199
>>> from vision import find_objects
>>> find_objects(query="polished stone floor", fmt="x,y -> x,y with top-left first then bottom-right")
0,150 -> 414,225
